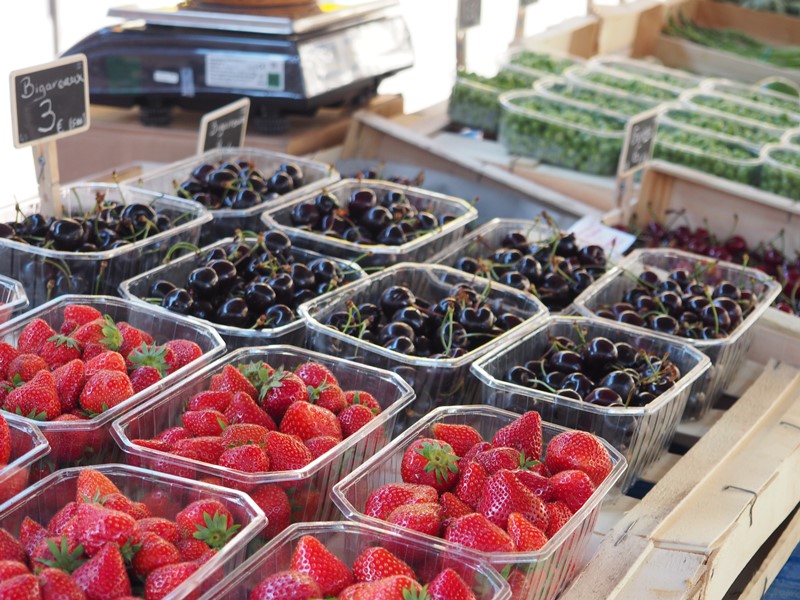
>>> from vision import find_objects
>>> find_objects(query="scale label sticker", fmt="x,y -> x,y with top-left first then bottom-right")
205,53 -> 285,92
153,70 -> 179,85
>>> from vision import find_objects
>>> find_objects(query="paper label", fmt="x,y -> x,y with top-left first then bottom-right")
205,53 -> 285,92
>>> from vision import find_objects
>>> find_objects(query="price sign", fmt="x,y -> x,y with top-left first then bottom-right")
10,54 -> 90,149
197,97 -> 250,154
618,109 -> 659,177
458,0 -> 482,29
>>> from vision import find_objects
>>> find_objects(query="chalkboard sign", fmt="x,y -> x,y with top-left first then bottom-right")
618,109 -> 659,177
10,55 -> 90,149
197,97 -> 250,154
458,0 -> 482,29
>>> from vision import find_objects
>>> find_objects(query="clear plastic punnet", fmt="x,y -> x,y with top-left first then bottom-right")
564,65 -> 682,102
498,90 -> 626,175
332,405 -> 626,600
571,249 -> 782,420
0,184 -> 211,308
680,90 -> 800,129
470,316 -> 710,491
504,48 -> 582,77
0,412 -> 49,504
0,464 -> 266,599
127,147 -> 340,245
589,56 -> 704,91
533,76 -> 657,119
0,274 -> 28,325
261,179 -> 478,271
111,345 -> 415,538
299,263 -> 548,427
702,77 -> 800,115
659,104 -> 784,148
0,295 -> 225,470
759,144 -> 800,200
118,237 -> 365,349
783,129 -> 800,147
198,521 -> 512,600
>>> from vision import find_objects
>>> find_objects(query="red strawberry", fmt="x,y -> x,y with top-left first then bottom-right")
39,334 -> 82,370
136,518 -> 180,544
263,431 -> 313,471
401,438 -> 459,493
457,441 -> 492,470
182,409 -> 228,437
0,343 -> 19,380
0,415 -> 9,465
19,517 -> 48,559
221,423 -> 271,447
428,568 -> 478,600
4,370 -> 61,421
545,431 -> 612,487
309,382 -> 347,415
340,583 -> 373,600
440,492 -> 473,528
364,483 -> 439,521
116,322 -> 145,358
345,390 -> 381,414
492,411 -> 543,463
431,423 -> 483,458
549,469 -> 596,513
187,390 -> 233,413
250,570 -> 322,600
444,513 -> 514,553
353,546 -> 416,583
163,340 -> 203,372
473,447 -> 526,474
454,461 -> 487,510
290,534 -> 353,596
45,415 -> 89,462
129,366 -> 162,394
133,438 -> 172,455
38,567 -> 87,599
80,344 -> 106,363
513,469 -> 554,502
386,502 -> 442,537
507,512 -> 548,552
52,359 -> 85,414
304,436 -> 339,460
84,351 -> 127,379
76,468 -> 121,502
30,535 -> 86,573
0,574 -> 39,600
280,402 -> 342,442
7,353 -> 48,382
78,370 -> 135,415
132,531 -> 181,578
261,370 -> 309,422
544,500 -> 574,538
71,316 -> 121,351
224,391 -> 276,430
102,492 -> 150,519
210,365 -> 258,400
294,362 -> 338,388
71,505 -> 136,556
71,543 -> 132,600
249,484 -> 292,539
357,575 -> 422,600
175,499 -> 239,549
478,470 -> 548,531
47,503 -> 81,534
0,561 -> 29,580
217,444 -> 270,477
172,437 -> 226,464
144,561 -> 198,600
126,343 -> 169,377
287,485 -> 321,524
157,426 -> 192,446
175,538 -> 209,562
338,404 -> 375,437
63,305 -> 102,329
17,319 -> 56,355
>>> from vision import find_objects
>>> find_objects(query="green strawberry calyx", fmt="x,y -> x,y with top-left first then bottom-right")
417,441 -> 459,486
46,333 -> 81,350
35,537 -> 87,574
192,511 -> 241,550
127,342 -> 169,376
100,314 -> 123,351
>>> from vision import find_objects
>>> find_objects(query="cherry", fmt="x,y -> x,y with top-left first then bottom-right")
584,387 -> 623,407
162,288 -> 193,315
187,266 -> 219,298
380,286 -> 416,317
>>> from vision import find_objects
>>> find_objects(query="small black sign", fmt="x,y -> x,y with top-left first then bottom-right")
198,97 -> 250,154
10,55 -> 90,149
618,109 -> 659,177
458,0 -> 482,29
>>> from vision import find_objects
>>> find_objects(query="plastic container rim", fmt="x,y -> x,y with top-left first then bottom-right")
0,274 -> 29,316
0,412 -> 50,480
679,89 -> 800,125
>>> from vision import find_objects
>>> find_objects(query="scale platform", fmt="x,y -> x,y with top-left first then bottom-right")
61,1 -> 414,133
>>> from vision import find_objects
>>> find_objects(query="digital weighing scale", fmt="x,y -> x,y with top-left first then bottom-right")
61,1 -> 414,133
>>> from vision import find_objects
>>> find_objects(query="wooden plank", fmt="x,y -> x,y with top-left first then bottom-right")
738,509 -> 800,600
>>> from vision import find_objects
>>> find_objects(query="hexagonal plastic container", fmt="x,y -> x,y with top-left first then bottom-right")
262,179 -> 478,271
0,464 -> 266,599
111,345 -> 415,537
680,90 -> 800,129
126,147 -> 340,245
702,77 -> 800,115
0,184 -> 211,308
0,274 -> 28,326
572,249 -> 782,419
660,104 -> 784,148
300,263 -> 548,427
0,295 -> 225,470
589,56 -> 704,91
0,412 -> 49,505
564,65 -> 682,102
470,316 -> 710,491
199,521 -> 512,600
118,237 -> 365,349
332,405 -> 626,600
533,76 -> 658,119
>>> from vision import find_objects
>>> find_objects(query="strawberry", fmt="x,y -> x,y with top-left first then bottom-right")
80,344 -> 106,363
401,438 -> 459,493
545,430 -> 612,487
129,366 -> 162,394
62,305 -> 103,330
290,534 -> 353,596
52,359 -> 86,414
261,370 -> 309,422
473,447 -> 529,475
157,426 -> 192,446
210,364 -> 258,400
478,470 -> 548,531
133,438 -> 172,455
39,334 -> 82,370
72,543 -> 131,599
287,485 -> 321,524
544,500 -> 574,538
364,483 -> 439,521
492,411 -> 543,463
163,340 -> 203,372
249,484 -> 291,539
17,319 -> 56,355
262,431 -> 313,471
454,461 -> 487,510
445,513 -> 515,553
46,415 -> 90,463
340,583 -> 373,600
7,353 -> 48,382
249,570 -> 322,600
457,442 -> 491,470
357,575 -> 423,600
309,381 -> 347,414
345,390 -> 381,414
47,503 -> 81,534
182,409 -> 228,437
30,535 -> 86,574
294,361 -> 338,388
304,435 -> 339,460
353,546 -> 416,583
507,512 -> 548,552
431,423 -> 483,458
187,390 -> 233,413
4,370 -> 61,421
172,437 -> 226,464
217,444 -> 270,476
440,492 -> 473,528
78,370 -> 135,415
136,518 -> 180,544
549,469 -> 596,513
116,322 -> 145,358
386,502 -> 442,537
0,560 -> 28,580
221,423 -> 271,447
144,561 -> 198,600
101,493 -> 149,519
175,538 -> 209,562
0,574 -> 39,600
132,531 -> 181,578
76,468 -> 121,501
280,402 -> 342,442
127,343 -> 169,377
224,391 -> 276,430
71,316 -> 122,351
0,414 -> 9,466
428,568 -> 478,600
84,351 -> 127,379
69,505 -> 136,556
0,343 -> 20,380
175,499 -> 240,549
19,517 -> 48,559
513,469 -> 554,502
338,404 -> 375,437
37,567 -> 87,599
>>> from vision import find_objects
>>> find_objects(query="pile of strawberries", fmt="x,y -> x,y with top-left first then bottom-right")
363,411 -> 613,554
0,469 -> 243,600
0,304 -> 204,422
0,413 -> 9,469
249,533 -> 480,600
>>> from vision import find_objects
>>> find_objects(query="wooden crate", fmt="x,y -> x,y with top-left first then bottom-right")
561,307 -> 800,600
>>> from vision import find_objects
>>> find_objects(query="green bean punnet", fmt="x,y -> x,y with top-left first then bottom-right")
509,50 -> 578,74
576,69 -> 681,101
711,81 -> 800,114
537,79 -> 657,117
760,146 -> 800,199
598,59 -> 701,90
688,93 -> 799,128
663,107 -> 784,146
